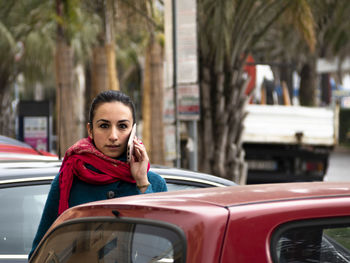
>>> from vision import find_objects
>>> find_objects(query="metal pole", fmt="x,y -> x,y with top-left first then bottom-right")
187,120 -> 198,171
172,0 -> 181,168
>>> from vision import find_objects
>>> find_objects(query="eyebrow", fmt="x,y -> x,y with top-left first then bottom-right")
96,119 -> 130,124
96,119 -> 110,123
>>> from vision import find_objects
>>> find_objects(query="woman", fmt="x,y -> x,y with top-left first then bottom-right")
29,90 -> 167,259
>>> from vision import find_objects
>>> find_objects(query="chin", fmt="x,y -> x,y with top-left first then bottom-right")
110,154 -> 121,159
103,151 -> 120,159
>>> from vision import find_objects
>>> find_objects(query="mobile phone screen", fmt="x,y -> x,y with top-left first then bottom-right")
127,124 -> 136,163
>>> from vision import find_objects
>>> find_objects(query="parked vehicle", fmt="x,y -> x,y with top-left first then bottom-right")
243,104 -> 338,183
0,135 -> 57,160
29,181 -> 350,263
0,160 -> 235,262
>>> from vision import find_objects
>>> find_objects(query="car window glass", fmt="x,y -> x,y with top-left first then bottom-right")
166,182 -> 201,191
30,219 -> 186,263
0,184 -> 50,255
273,219 -> 350,263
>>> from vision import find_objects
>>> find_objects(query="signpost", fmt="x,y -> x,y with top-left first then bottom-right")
164,0 -> 199,169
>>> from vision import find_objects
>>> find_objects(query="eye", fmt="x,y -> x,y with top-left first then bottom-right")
119,123 -> 128,129
99,123 -> 109,129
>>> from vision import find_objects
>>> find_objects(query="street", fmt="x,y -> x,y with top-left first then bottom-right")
324,146 -> 350,182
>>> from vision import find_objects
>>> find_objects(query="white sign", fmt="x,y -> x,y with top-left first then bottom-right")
24,117 -> 48,151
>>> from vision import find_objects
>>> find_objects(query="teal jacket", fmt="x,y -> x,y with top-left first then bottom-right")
29,163 -> 167,259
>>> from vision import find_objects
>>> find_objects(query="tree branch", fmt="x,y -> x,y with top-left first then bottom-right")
117,0 -> 159,30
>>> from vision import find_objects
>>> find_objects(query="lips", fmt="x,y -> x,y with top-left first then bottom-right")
106,145 -> 120,149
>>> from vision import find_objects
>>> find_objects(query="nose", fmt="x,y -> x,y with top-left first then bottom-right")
109,126 -> 119,142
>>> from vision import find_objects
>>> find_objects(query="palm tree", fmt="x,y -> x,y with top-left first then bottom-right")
256,0 -> 350,106
83,0 -> 119,106
197,0 -> 316,183
252,0 -> 316,105
112,0 -> 165,164
309,0 -> 350,106
0,0 -> 97,153
0,0 -> 56,136
0,18 -> 16,135
55,0 -> 101,156
140,1 -> 165,164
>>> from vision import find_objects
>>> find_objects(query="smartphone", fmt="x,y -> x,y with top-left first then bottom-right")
127,124 -> 137,163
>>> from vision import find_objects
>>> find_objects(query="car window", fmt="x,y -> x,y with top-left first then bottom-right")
166,182 -> 206,191
272,217 -> 350,263
30,218 -> 186,263
0,184 -> 50,255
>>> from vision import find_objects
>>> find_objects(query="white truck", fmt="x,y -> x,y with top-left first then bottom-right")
242,104 -> 338,184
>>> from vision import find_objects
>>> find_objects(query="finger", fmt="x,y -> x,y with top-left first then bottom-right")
135,147 -> 141,157
134,141 -> 146,152
134,145 -> 147,159
134,144 -> 149,161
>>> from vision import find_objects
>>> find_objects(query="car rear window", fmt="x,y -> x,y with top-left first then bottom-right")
271,217 -> 350,263
30,217 -> 186,263
0,184 -> 50,255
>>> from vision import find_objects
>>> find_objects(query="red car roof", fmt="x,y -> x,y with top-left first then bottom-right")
71,181 -> 350,209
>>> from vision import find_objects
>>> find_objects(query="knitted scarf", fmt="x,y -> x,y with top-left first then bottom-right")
58,137 -> 139,215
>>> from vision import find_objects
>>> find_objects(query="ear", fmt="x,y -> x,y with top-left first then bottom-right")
87,123 -> 93,139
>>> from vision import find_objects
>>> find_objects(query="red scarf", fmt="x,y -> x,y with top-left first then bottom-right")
58,137 -> 139,215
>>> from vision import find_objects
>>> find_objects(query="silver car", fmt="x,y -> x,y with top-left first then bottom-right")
0,159 -> 235,262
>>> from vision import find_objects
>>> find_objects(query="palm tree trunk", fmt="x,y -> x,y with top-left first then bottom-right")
91,46 -> 108,99
105,43 -> 119,91
55,39 -> 81,156
142,37 -> 165,164
320,73 -> 330,105
198,67 -> 214,173
299,60 -> 316,106
279,64 -> 294,102
104,0 -> 119,92
0,87 -> 15,136
199,63 -> 248,184
0,73 -> 12,136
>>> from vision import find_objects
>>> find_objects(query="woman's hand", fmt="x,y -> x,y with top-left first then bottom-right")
130,137 -> 150,193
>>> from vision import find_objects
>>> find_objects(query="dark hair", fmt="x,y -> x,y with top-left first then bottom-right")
88,90 -> 136,127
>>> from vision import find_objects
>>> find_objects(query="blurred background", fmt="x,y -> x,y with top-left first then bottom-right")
1,0 -> 350,184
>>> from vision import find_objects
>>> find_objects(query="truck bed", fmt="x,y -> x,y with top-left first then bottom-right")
242,105 -> 337,146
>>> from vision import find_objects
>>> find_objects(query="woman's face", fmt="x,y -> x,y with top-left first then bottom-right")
87,101 -> 133,158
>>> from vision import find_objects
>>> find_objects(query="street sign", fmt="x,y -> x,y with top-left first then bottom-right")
178,84 -> 200,120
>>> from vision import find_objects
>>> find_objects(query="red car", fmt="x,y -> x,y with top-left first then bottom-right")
30,182 -> 350,263
0,135 -> 57,160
